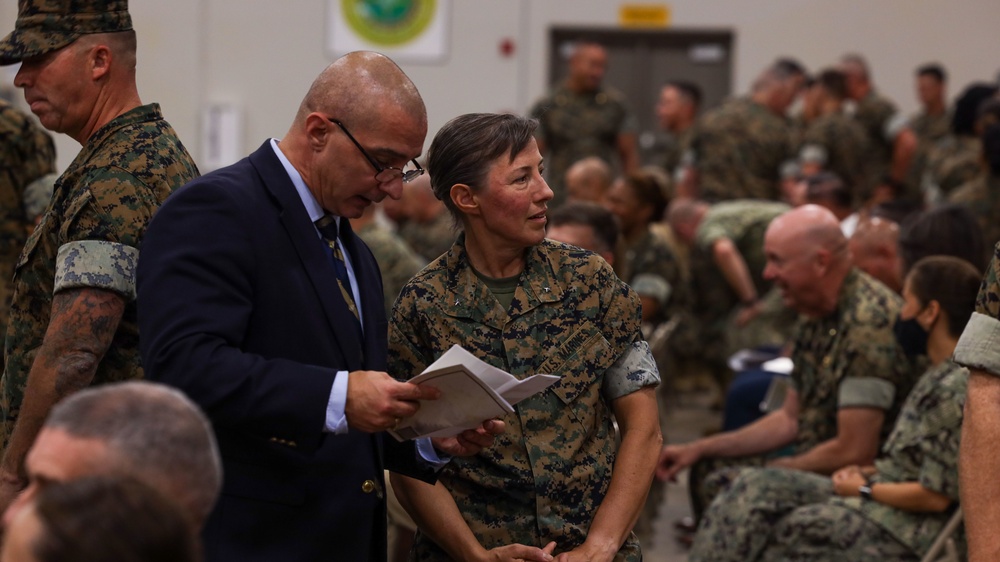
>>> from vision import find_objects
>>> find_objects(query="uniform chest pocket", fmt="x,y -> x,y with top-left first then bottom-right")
14,217 -> 47,273
540,328 -> 617,434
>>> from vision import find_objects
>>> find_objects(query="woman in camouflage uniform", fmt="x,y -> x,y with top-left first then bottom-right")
388,113 -> 661,562
689,255 -> 980,562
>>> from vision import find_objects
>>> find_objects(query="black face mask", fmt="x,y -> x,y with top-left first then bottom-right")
893,314 -> 928,358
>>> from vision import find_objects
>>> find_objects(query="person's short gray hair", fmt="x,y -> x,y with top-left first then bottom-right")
44,381 -> 222,528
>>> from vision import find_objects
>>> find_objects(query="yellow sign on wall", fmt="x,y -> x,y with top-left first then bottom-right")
619,4 -> 671,27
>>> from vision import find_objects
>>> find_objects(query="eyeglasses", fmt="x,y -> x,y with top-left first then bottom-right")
329,119 -> 424,184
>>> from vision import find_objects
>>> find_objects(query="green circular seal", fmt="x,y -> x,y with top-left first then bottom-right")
341,0 -> 436,46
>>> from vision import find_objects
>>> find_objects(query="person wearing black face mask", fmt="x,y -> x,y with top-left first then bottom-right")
689,255 -> 980,562
893,312 -> 929,358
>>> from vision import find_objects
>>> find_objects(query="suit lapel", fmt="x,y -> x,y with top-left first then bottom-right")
248,144 -> 365,370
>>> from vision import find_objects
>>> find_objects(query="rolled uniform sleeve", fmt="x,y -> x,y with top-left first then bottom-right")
837,377 -> 895,410
54,240 -> 139,300
601,340 -> 659,401
954,243 -> 1000,376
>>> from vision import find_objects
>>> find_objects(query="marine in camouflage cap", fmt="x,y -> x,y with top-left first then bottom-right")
0,0 -> 132,66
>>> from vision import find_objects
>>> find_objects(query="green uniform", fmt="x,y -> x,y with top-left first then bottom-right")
616,228 -> 688,328
529,85 -> 637,207
948,173 -> 1000,266
852,91 -> 907,201
925,135 -> 981,202
689,97 -> 793,202
798,112 -> 870,205
690,200 -> 792,366
0,104 -> 198,445
656,127 -> 694,180
355,221 -> 425,317
396,210 -> 456,264
389,236 -> 658,561
909,111 -> 951,145
691,360 -> 966,562
954,241 -> 1000,376
687,269 -> 914,518
0,100 -> 55,338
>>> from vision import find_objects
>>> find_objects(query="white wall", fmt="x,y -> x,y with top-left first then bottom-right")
3,0 -> 999,173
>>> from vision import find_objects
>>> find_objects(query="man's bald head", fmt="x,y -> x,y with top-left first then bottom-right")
565,157 -> 612,203
666,198 -> 709,245
764,205 -> 852,316
295,51 -> 426,130
849,218 -> 902,292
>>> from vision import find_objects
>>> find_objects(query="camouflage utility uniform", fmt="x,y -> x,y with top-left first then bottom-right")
691,359 -> 967,562
355,221 -> 425,317
687,269 -> 914,518
529,85 -> 637,208
689,97 -> 793,202
397,210 -> 456,264
948,173 -> 1000,267
0,104 -> 198,445
615,228 -> 688,328
657,127 -> 694,179
690,200 -> 792,366
955,241 -> 1000,382
852,91 -> 909,201
0,100 -> 55,337
925,135 -> 981,203
798,112 -> 870,205
389,236 -> 658,561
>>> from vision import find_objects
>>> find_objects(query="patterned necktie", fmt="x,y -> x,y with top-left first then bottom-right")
315,216 -> 360,323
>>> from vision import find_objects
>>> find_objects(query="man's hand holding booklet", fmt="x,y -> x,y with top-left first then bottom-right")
390,345 -> 560,441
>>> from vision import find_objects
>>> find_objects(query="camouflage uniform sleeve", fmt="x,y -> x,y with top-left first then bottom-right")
592,257 -> 657,400
54,240 -> 139,300
388,278 -> 435,382
954,242 -> 1000,375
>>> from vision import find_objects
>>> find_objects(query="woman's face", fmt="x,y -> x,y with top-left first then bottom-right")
0,505 -> 41,562
471,138 -> 552,250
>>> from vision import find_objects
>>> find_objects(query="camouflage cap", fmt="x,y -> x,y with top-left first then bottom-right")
0,0 -> 133,66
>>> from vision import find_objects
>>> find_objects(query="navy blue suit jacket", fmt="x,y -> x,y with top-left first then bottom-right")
138,141 -> 430,562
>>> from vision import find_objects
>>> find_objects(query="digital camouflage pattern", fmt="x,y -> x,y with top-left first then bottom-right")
657,128 -> 693,178
689,200 -> 792,366
851,91 -> 900,200
953,242 -> 1000,376
798,112 -> 870,205
529,85 -> 637,208
355,221 -> 425,317
948,173 -> 1000,266
691,360 -> 967,561
926,135 -> 981,200
615,228 -> 693,344
691,468 -> 918,562
0,104 -> 198,446
53,240 -> 139,299
687,269 -> 915,518
790,269 -> 913,452
975,243 -> 1000,319
0,0 -> 132,65
396,210 -> 456,264
909,111 -> 951,146
0,99 -> 54,337
688,97 -> 793,202
389,236 -> 656,561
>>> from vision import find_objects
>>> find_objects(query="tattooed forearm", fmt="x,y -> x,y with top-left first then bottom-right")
0,287 -> 126,482
43,288 -> 126,394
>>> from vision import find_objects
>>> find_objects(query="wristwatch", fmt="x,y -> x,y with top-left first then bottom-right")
858,483 -> 874,501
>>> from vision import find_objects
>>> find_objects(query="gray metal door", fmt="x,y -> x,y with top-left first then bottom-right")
548,28 -> 734,166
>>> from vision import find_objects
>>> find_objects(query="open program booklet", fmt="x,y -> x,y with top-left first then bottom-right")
388,345 -> 560,442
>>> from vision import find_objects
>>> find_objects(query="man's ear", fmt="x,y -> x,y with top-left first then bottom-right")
91,44 -> 112,80
304,113 -> 332,150
451,184 -> 479,217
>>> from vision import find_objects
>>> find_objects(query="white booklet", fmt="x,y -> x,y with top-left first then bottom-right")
389,345 -> 560,441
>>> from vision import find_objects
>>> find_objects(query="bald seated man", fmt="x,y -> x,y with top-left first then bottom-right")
849,217 -> 902,293
657,205 -> 916,520
564,156 -> 613,204
3,381 -> 221,531
136,52 -> 502,562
